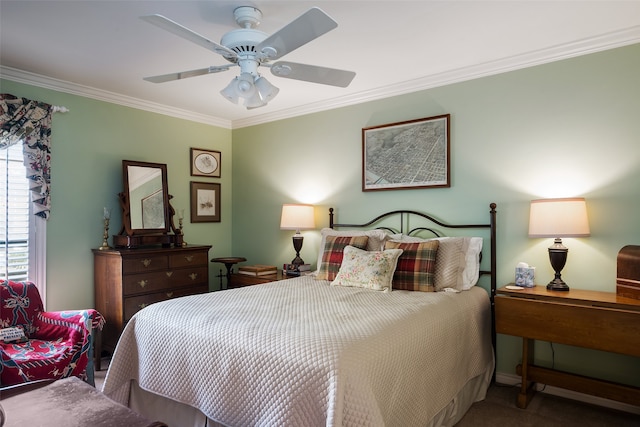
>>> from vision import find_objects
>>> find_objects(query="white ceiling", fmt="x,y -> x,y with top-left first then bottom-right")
2,1 -> 640,129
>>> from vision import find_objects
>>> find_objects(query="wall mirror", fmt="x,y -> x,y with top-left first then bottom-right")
114,160 -> 181,248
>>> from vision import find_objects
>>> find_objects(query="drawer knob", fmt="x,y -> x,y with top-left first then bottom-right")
166,292 -> 174,298
138,303 -> 148,309
141,259 -> 152,268
166,272 -> 173,277
184,255 -> 194,262
138,280 -> 148,288
189,273 -> 198,281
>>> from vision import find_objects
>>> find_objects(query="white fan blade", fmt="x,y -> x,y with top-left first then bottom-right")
141,15 -> 237,61
144,65 -> 232,83
256,8 -> 337,60
270,61 -> 355,88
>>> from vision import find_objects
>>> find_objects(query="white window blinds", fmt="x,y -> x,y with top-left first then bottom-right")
1,143 -> 30,281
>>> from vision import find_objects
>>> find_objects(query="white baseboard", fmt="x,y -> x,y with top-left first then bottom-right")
495,372 -> 640,415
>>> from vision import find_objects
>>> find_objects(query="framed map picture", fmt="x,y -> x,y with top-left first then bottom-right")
362,114 -> 450,191
191,148 -> 221,177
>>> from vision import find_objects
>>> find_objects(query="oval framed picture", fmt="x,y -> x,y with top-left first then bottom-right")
190,148 -> 221,177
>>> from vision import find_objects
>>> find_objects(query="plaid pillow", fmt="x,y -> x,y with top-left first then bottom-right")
385,240 -> 439,291
316,235 -> 369,281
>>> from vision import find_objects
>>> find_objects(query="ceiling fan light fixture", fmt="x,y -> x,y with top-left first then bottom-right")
244,91 -> 267,109
220,78 -> 240,104
254,76 -> 279,102
235,73 -> 256,97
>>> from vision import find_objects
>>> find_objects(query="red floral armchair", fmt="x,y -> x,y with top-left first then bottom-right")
0,280 -> 105,388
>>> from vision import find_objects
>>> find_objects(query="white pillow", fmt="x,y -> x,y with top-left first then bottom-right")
389,235 -> 483,291
315,228 -> 389,271
331,245 -> 403,292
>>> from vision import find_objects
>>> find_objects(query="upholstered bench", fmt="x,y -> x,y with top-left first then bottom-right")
0,377 -> 167,427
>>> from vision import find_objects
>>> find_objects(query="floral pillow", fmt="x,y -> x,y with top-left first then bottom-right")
385,240 -> 439,292
330,245 -> 403,292
316,235 -> 369,281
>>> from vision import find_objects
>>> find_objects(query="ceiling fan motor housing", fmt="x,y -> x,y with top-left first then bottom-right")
220,29 -> 268,58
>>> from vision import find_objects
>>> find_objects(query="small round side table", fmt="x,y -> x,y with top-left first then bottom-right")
210,257 -> 247,290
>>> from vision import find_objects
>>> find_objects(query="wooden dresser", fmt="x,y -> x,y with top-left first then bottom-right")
93,244 -> 211,369
495,285 -> 640,408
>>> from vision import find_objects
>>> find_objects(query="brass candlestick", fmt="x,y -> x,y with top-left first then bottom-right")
178,211 -> 187,247
99,207 -> 111,250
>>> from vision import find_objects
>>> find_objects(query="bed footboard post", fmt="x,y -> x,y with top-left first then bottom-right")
489,202 -> 497,382
329,207 -> 335,229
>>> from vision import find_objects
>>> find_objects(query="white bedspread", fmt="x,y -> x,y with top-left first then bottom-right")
103,276 -> 493,426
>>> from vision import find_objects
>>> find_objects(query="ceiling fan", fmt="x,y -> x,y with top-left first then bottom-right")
141,6 -> 356,109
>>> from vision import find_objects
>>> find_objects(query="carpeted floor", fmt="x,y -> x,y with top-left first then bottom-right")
95,362 -> 639,426
455,383 -> 639,426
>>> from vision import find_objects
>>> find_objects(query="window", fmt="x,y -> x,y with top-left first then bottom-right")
1,143 -> 46,302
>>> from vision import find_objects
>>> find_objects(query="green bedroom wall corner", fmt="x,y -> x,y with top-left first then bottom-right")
0,78 -> 233,307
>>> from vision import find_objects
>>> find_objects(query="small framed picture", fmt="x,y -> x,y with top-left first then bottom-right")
190,181 -> 221,223
191,148 -> 221,177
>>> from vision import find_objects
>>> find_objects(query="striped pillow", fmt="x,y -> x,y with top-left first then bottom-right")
385,240 -> 439,291
316,235 -> 369,281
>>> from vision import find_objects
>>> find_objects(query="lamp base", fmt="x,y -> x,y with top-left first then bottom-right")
547,278 -> 570,291
291,234 -> 304,269
290,256 -> 304,269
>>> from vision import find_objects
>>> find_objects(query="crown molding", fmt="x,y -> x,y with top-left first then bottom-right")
2,25 -> 639,130
0,66 -> 232,129
236,25 -> 640,128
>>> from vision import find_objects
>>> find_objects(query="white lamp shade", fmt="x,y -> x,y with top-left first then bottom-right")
528,198 -> 590,238
280,204 -> 315,230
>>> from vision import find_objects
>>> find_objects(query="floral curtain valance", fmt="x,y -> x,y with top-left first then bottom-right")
0,94 -> 53,220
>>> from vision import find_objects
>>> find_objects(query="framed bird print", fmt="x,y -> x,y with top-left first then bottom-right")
191,148 -> 221,178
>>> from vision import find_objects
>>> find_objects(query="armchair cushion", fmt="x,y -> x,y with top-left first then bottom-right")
0,280 -> 105,387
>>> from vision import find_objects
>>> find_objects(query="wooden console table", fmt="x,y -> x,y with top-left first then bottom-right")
495,285 -> 640,408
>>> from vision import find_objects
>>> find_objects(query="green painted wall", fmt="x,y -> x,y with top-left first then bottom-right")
231,44 -> 640,386
0,79 -> 233,309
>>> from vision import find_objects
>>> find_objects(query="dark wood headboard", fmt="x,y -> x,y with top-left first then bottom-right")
329,203 -> 498,371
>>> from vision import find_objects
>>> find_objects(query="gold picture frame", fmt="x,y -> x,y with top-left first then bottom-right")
190,148 -> 221,178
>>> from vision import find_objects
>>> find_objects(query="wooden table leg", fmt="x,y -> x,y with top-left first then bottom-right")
516,337 -> 536,408
94,328 -> 102,371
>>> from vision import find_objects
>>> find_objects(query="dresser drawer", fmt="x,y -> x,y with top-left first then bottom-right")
123,271 -> 172,295
123,266 -> 208,295
123,285 -> 209,321
169,266 -> 208,286
122,255 -> 169,274
169,251 -> 208,268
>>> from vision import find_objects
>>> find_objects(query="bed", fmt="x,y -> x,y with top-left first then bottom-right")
102,203 -> 497,427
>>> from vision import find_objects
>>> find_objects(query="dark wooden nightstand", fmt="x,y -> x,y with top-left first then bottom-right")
229,270 -> 285,288
495,285 -> 640,408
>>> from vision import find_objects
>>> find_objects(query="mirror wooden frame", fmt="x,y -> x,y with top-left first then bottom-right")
113,160 -> 182,248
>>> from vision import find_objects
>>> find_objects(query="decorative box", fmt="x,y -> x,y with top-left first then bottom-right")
616,245 -> 640,300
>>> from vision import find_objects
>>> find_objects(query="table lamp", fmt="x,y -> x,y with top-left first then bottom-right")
528,198 -> 590,291
280,204 -> 315,269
